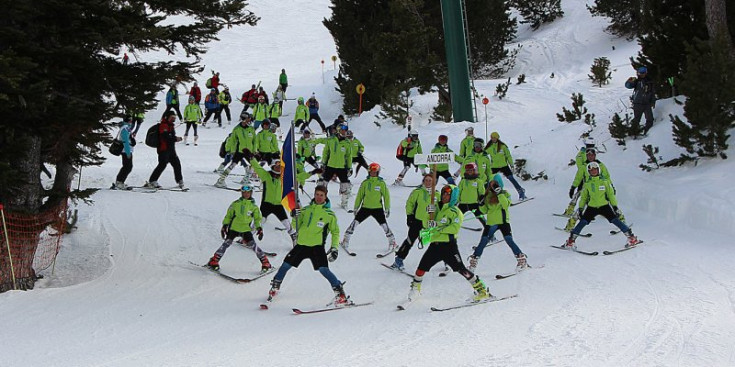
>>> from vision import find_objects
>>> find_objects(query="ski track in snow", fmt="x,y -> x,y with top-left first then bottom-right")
3,0 -> 735,365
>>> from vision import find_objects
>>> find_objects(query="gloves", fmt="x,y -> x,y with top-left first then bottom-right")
427,220 -> 437,228
569,186 -> 576,199
327,247 -> 338,262
256,228 -> 264,241
310,168 -> 324,175
385,210 -> 390,218
220,225 -> 229,239
243,149 -> 254,161
426,204 -> 436,214
406,215 -> 415,226
613,206 -> 622,217
291,208 -> 301,217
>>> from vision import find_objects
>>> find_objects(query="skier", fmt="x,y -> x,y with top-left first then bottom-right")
564,147 -> 615,231
293,97 -> 310,133
305,94 -> 327,133
163,85 -> 183,120
562,137 -> 598,216
240,84 -> 258,113
247,155 -> 298,244
215,114 -> 256,188
455,138 -> 491,181
625,66 -> 656,136
393,131 -> 426,186
319,125 -> 353,208
279,69 -> 288,92
182,96 -> 203,146
144,111 -> 185,189
405,184 -> 492,303
203,88 -> 221,127
340,163 -> 397,253
207,184 -> 272,273
267,185 -> 353,307
273,85 -> 286,110
468,174 -> 528,272
457,162 -> 487,228
251,95 -> 270,130
297,129 -> 326,170
189,81 -> 202,104
210,71 -> 220,90
431,134 -> 456,184
562,162 -> 639,249
113,116 -> 136,190
257,86 -> 269,105
347,130 -> 369,176
218,86 -> 233,124
485,132 -> 526,200
254,119 -> 280,166
453,127 -> 476,179
269,97 -> 283,128
328,115 -> 347,137
390,174 -> 438,270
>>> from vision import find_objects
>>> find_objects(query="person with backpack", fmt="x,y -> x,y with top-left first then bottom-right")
210,71 -> 220,91
240,84 -> 258,114
279,69 -> 288,92
251,95 -> 270,130
305,94 -> 326,133
218,86 -> 233,124
265,185 -> 353,307
339,163 -> 397,254
183,96 -> 203,146
203,88 -> 222,127
206,184 -> 273,273
293,97 -> 310,133
189,82 -> 202,104
393,131 -> 426,186
485,132 -> 526,200
144,111 -> 185,189
113,116 -> 136,190
163,85 -> 183,120
215,114 -> 257,188
468,174 -> 528,273
625,66 -> 657,136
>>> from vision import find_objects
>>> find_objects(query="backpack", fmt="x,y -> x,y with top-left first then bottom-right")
395,141 -> 404,160
205,78 -> 212,88
145,124 -> 160,148
219,135 -> 229,158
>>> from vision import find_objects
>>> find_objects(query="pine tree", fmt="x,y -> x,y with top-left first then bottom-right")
556,93 -> 588,122
587,0 -> 643,40
588,57 -> 612,87
511,0 -> 564,30
0,0 -> 257,292
671,35 -> 735,159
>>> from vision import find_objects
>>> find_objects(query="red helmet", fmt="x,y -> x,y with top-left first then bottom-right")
368,163 -> 381,173
464,162 -> 478,172
438,135 -> 448,143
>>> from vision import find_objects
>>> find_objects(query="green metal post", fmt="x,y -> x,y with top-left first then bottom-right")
440,0 -> 474,123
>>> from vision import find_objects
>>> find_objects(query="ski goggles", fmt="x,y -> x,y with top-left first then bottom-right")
240,185 -> 254,192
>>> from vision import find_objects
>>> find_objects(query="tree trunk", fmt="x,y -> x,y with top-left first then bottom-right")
704,0 -> 735,61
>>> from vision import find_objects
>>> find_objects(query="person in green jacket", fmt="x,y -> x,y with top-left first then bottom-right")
431,135 -> 456,185
393,131 -> 426,186
215,114 -> 257,188
390,174 -> 438,270
279,68 -> 288,93
254,119 -> 280,166
468,174 -> 527,272
251,95 -> 270,130
486,131 -> 526,200
267,185 -> 353,307
405,184 -> 492,303
297,129 -> 326,170
562,138 -> 600,216
207,185 -> 273,273
247,156 -> 297,244
457,162 -> 487,228
182,96 -> 203,146
340,163 -> 397,253
456,138 -> 492,181
218,86 -> 233,124
347,130 -> 369,177
453,127 -> 476,178
563,147 -> 616,231
293,97 -> 311,133
319,125 -> 353,208
562,162 -> 639,250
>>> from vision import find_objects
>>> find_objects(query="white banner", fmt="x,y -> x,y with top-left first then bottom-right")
413,152 -> 455,165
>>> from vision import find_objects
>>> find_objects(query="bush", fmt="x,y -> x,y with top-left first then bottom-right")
556,93 -> 588,123
495,78 -> 511,100
511,0 -> 564,30
588,57 -> 612,87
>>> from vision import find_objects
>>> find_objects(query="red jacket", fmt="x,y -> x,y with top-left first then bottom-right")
189,86 -> 201,103
158,118 -> 177,153
211,74 -> 220,88
242,88 -> 258,104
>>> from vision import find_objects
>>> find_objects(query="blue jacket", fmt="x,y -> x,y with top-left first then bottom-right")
625,76 -> 656,105
166,89 -> 179,105
204,93 -> 220,111
307,99 -> 319,115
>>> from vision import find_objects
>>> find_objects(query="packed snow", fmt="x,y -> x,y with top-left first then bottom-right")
2,0 -> 735,366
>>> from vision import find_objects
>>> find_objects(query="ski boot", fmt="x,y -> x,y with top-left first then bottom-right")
468,255 -> 479,273
515,253 -> 528,270
332,285 -> 353,307
562,235 -> 577,250
408,279 -> 422,301
471,277 -> 492,302
113,181 -> 130,190
214,164 -> 225,174
260,257 -> 273,274
177,180 -> 187,190
144,181 -> 161,189
392,175 -> 405,186
519,188 -> 527,201
625,231 -> 640,248
207,254 -> 221,271
391,257 -> 405,271
267,279 -> 281,301
214,175 -> 228,188
184,136 -> 189,146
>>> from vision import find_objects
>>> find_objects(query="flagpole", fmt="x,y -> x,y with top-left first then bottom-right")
290,122 -> 299,209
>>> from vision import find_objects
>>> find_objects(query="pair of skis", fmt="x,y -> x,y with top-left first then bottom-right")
550,241 -> 643,256
110,185 -> 189,193
189,261 -> 275,283
397,294 -> 519,312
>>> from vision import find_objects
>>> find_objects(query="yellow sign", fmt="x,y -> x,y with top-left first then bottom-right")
331,55 -> 337,62
356,83 -> 366,95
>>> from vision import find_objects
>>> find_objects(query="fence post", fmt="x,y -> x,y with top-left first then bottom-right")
0,204 -> 17,290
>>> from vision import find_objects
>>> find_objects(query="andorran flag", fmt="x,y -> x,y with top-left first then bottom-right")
280,124 -> 298,213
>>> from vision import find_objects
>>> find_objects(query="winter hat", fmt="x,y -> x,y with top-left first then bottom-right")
638,66 -> 648,74
490,131 -> 500,139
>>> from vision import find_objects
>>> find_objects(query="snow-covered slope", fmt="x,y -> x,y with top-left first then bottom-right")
2,0 -> 735,366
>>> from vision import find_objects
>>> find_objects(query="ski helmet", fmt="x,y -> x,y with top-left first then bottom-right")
464,162 -> 478,172
586,147 -> 597,155
587,161 -> 600,173
270,163 -> 282,175
465,127 -> 474,134
490,131 -> 500,140
638,66 -> 648,74
473,138 -> 485,150
438,135 -> 448,143
368,163 -> 381,174
346,130 -> 354,139
440,184 -> 460,207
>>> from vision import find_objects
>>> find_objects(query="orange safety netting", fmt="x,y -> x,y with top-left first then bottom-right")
0,201 -> 68,291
